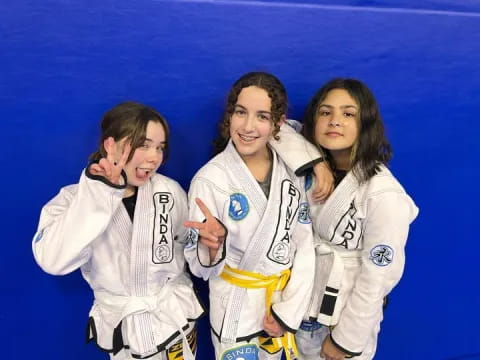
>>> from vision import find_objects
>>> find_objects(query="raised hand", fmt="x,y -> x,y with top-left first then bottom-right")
312,161 -> 334,203
90,137 -> 131,185
184,198 -> 226,262
263,314 -> 285,338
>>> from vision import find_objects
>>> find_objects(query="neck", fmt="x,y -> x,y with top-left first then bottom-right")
330,149 -> 351,171
241,147 -> 272,182
124,185 -> 136,198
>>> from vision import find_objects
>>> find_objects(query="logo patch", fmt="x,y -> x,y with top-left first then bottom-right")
185,228 -> 198,249
229,193 -> 249,221
330,201 -> 362,249
221,344 -> 259,360
370,245 -> 394,266
267,180 -> 301,265
298,202 -> 311,224
305,173 -> 313,192
153,192 -> 175,264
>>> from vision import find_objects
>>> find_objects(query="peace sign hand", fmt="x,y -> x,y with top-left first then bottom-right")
89,137 -> 131,185
185,198 -> 226,262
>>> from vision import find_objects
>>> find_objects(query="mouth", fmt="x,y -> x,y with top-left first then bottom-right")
136,167 -> 155,180
238,133 -> 259,143
325,132 -> 343,137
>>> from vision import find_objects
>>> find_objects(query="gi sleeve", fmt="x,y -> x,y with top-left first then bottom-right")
330,192 -> 419,355
269,119 -> 324,176
271,189 -> 315,332
184,176 -> 229,280
32,168 -> 126,275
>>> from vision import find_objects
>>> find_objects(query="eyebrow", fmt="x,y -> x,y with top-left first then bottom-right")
319,104 -> 358,110
144,138 -> 166,145
234,103 -> 272,115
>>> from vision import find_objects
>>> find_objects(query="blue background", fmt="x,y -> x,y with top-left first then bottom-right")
1,0 -> 479,359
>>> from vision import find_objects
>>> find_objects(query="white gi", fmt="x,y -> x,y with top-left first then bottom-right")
184,141 -> 315,360
32,169 -> 204,360
270,122 -> 419,359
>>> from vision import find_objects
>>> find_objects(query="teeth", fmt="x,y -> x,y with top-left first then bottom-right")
239,134 -> 257,141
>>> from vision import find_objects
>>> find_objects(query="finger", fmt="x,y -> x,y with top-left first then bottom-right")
200,238 -> 221,250
198,230 -> 219,243
103,137 -> 117,164
99,158 -> 113,178
184,220 -> 206,230
118,140 -> 131,168
89,163 -> 104,176
195,198 -> 214,219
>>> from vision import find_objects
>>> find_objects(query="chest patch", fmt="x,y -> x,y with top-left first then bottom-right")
152,192 -> 174,264
267,180 -> 301,265
370,245 -> 394,266
229,193 -> 249,221
330,201 -> 363,249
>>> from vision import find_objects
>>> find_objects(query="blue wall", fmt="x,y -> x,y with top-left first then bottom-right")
1,1 -> 479,359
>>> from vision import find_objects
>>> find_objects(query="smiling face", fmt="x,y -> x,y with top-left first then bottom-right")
314,88 -> 359,169
123,120 -> 166,193
229,86 -> 275,161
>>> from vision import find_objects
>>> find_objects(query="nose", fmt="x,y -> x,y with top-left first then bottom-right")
243,114 -> 255,132
328,112 -> 341,127
146,148 -> 162,164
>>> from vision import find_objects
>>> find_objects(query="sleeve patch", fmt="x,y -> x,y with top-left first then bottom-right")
370,244 -> 394,266
298,202 -> 312,224
185,228 -> 199,249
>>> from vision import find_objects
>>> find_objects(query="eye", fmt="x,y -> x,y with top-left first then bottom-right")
234,109 -> 247,116
156,146 -> 164,153
344,112 -> 356,118
318,110 -> 330,117
258,113 -> 271,121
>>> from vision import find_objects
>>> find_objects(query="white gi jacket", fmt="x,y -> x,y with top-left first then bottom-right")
32,169 -> 204,358
270,122 -> 419,357
184,141 -> 315,344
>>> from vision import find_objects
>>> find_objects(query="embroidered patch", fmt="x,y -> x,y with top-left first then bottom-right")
221,344 -> 259,360
34,229 -> 44,243
153,192 -> 175,264
329,201 -> 362,250
185,228 -> 198,249
370,245 -> 394,266
229,193 -> 249,221
304,173 -> 313,192
298,202 -> 311,224
267,180 -> 301,265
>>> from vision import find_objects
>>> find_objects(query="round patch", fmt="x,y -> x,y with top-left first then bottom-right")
229,193 -> 249,221
305,173 -> 313,192
185,228 -> 198,249
155,244 -> 171,262
221,344 -> 259,360
271,242 -> 290,262
370,244 -> 394,266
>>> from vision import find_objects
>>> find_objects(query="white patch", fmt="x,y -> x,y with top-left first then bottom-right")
298,202 -> 311,224
152,192 -> 174,264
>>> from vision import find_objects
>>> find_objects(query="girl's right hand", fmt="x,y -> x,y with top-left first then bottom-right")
89,137 -> 131,185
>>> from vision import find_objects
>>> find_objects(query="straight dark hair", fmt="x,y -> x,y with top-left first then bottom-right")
302,78 -> 392,183
90,101 -> 170,164
213,71 -> 288,155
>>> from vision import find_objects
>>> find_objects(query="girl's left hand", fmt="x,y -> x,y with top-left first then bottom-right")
312,161 -> 334,203
320,335 -> 346,360
89,137 -> 131,185
263,314 -> 285,338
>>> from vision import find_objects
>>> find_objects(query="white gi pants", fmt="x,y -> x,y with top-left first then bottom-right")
295,323 -> 378,360
211,332 -> 283,360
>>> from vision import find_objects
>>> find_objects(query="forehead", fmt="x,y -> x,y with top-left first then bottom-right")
321,88 -> 358,107
145,120 -> 166,141
236,86 -> 272,110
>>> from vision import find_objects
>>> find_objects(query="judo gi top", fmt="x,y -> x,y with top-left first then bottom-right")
33,168 -> 204,358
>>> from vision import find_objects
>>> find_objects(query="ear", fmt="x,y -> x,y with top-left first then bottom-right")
279,115 -> 286,127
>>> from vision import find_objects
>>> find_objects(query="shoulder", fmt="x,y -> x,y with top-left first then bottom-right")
364,165 -> 407,197
150,173 -> 186,197
192,152 -> 229,183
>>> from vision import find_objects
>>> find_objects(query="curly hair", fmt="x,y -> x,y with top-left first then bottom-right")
213,72 -> 288,154
89,101 -> 170,164
302,78 -> 392,183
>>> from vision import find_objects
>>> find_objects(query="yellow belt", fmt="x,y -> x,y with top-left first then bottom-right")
220,265 -> 299,360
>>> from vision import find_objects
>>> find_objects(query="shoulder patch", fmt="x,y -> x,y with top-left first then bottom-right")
229,193 -> 249,221
221,344 -> 259,360
370,244 -> 394,266
298,202 -> 311,224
